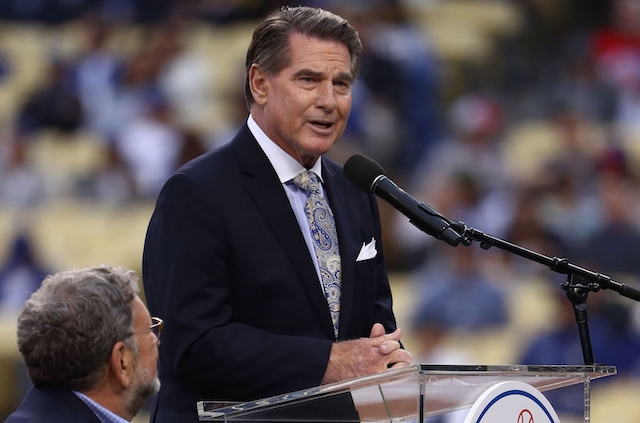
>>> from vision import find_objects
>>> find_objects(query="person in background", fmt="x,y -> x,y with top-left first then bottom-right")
0,233 -> 50,318
143,6 -> 412,423
4,265 -> 161,423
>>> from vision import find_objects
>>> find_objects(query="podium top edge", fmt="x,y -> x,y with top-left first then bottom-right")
417,363 -> 617,375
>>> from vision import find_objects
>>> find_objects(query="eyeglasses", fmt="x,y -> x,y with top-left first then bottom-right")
126,317 -> 163,342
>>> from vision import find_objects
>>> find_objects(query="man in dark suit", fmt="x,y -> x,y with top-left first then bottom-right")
142,6 -> 413,423
4,265 -> 161,423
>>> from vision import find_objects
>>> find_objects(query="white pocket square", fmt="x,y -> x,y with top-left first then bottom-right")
356,237 -> 377,261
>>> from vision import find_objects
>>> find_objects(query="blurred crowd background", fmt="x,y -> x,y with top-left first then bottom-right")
2,0 -> 640,421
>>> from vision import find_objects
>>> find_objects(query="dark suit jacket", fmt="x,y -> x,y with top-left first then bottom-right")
142,123 -> 398,423
4,386 -> 101,423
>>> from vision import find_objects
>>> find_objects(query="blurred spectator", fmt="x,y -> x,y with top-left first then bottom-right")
549,107 -> 606,184
69,18 -> 123,139
14,60 -> 83,141
0,233 -> 50,317
114,95 -> 184,199
411,319 -> 475,367
0,141 -> 47,208
590,297 -> 640,375
579,149 -> 640,280
415,93 -> 508,194
105,28 -> 167,141
407,245 -> 507,423
550,44 -> 619,124
591,0 -> 640,128
410,246 -> 508,333
521,106 -> 607,258
501,188 -> 570,278
407,243 -> 509,423
535,163 -> 603,257
156,18 -> 216,135
520,291 -> 587,367
90,26 -> 186,199
74,143 -> 137,204
408,94 -> 511,230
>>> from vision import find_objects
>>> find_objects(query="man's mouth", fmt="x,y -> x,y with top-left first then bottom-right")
311,120 -> 334,129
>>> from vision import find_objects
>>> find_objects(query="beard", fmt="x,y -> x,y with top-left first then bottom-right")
124,361 -> 161,417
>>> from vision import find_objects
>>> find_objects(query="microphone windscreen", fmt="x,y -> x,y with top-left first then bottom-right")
343,154 -> 386,193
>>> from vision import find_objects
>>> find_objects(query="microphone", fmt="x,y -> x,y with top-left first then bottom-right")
343,154 -> 463,247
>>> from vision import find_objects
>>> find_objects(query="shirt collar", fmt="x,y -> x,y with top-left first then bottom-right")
73,391 -> 129,423
247,115 -> 324,183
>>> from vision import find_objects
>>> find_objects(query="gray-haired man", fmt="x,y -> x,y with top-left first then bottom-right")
5,265 -> 161,423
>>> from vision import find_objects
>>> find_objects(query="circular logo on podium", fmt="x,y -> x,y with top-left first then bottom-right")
463,381 -> 560,423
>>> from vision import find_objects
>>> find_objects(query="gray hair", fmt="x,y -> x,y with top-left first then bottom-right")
16,265 -> 140,391
244,5 -> 362,109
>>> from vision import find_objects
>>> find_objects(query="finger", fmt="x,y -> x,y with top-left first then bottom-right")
369,322 -> 385,338
388,349 -> 413,366
379,340 -> 400,355
379,327 -> 402,342
368,327 -> 403,349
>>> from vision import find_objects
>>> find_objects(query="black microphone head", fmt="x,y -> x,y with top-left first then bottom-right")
343,154 -> 386,193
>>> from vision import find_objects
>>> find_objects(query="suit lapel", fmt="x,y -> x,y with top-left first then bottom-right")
231,127 -> 336,339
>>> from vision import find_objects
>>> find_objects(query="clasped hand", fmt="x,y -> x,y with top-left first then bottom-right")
321,323 -> 413,384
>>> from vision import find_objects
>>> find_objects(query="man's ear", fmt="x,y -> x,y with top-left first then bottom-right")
249,64 -> 269,106
110,341 -> 135,389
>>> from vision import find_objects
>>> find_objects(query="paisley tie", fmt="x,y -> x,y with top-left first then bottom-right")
292,171 -> 341,340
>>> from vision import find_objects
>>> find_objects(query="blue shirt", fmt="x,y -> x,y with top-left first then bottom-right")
74,391 -> 129,423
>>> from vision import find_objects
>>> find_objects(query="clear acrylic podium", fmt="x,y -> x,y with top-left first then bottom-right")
197,364 -> 616,422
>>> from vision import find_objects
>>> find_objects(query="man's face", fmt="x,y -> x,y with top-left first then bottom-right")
252,33 -> 354,168
124,297 -> 160,417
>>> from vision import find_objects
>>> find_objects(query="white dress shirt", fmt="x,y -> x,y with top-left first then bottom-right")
247,115 -> 333,285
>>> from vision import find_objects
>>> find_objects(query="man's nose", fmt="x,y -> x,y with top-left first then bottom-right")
315,81 -> 338,111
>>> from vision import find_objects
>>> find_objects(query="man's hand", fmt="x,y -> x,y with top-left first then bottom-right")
321,323 -> 413,384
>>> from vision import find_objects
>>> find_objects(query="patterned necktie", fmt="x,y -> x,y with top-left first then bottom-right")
292,171 -> 341,340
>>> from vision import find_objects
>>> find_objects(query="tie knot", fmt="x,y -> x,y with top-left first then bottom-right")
293,171 -> 321,193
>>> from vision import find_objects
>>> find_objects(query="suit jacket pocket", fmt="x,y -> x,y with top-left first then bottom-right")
354,256 -> 376,277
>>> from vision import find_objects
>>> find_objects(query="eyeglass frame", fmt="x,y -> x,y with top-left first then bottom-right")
125,316 -> 163,343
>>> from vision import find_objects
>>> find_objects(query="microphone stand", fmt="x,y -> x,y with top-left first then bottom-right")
446,220 -> 640,365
